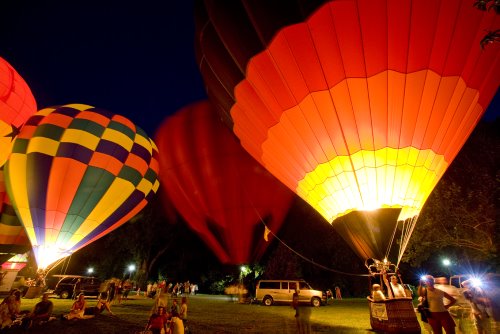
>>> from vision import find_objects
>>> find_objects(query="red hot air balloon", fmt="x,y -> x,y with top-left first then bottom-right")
155,100 -> 294,265
5,104 -> 160,269
195,0 -> 500,264
0,57 -> 37,167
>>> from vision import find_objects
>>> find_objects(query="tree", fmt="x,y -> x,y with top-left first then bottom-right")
68,194 -> 222,287
403,120 -> 499,268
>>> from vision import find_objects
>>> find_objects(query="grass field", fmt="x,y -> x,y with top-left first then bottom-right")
3,293 -> 479,333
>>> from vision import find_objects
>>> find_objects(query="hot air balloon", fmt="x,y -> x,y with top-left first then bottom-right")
0,167 -> 30,265
195,0 -> 500,267
1,252 -> 29,271
0,57 -> 37,167
155,100 -> 294,265
4,104 -> 160,269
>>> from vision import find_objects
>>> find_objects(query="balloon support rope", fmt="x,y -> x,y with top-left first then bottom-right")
255,208 -> 369,277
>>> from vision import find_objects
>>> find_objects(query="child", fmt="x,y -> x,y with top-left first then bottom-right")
372,284 -> 386,301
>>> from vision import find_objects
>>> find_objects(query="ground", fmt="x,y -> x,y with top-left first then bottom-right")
2,293 -> 486,333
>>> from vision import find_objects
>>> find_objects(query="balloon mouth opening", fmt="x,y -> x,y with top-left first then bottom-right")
33,245 -> 73,270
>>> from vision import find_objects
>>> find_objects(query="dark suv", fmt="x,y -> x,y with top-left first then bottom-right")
52,275 -> 102,299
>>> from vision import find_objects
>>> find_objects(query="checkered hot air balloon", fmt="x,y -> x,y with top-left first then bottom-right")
4,104 -> 160,269
195,0 -> 500,264
0,57 -> 37,167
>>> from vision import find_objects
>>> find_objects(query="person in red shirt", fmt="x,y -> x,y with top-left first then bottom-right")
147,306 -> 168,334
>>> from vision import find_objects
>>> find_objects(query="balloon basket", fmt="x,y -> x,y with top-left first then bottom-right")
368,298 -> 421,334
24,286 -> 43,299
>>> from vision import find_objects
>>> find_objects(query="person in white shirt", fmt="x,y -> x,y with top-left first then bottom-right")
418,275 -> 456,334
383,274 -> 406,298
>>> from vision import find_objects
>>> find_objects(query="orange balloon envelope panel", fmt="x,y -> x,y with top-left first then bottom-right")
195,0 -> 500,263
4,104 -> 160,269
0,57 -> 37,167
155,101 -> 294,265
0,167 -> 30,259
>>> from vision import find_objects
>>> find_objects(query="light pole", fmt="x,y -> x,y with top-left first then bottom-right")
128,264 -> 136,279
442,258 -> 451,276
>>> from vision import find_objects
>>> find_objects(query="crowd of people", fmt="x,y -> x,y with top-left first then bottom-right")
145,280 -> 198,298
0,288 -> 115,331
146,296 -> 188,334
0,289 -> 58,330
368,272 -> 498,334
0,272 -> 497,333
416,275 -> 497,334
0,276 -> 196,333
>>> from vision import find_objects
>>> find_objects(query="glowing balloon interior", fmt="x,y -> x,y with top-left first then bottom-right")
5,104 -> 160,269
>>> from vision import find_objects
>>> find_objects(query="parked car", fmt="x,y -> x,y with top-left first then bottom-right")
255,279 -> 326,307
52,275 -> 102,299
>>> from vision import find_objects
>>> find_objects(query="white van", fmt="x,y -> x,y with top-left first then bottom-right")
255,279 -> 325,307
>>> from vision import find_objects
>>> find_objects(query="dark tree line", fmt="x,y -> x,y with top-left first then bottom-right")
404,119 -> 499,272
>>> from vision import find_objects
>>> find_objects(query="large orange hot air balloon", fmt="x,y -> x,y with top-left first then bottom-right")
195,0 -> 500,264
0,57 -> 37,167
155,100 -> 294,265
4,104 -> 160,269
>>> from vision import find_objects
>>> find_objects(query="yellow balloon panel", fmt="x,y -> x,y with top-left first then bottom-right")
101,127 -> 134,151
61,129 -> 100,150
297,147 -> 446,222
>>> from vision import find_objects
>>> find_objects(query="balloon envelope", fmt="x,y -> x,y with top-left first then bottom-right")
155,100 -> 294,264
0,167 -> 30,263
0,57 -> 37,167
4,104 -> 160,268
195,0 -> 500,262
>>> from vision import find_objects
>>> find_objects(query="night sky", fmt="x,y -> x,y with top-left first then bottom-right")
1,0 -> 498,138
0,0 -> 207,137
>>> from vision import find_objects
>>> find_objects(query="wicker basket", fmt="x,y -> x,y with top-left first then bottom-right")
368,297 -> 421,333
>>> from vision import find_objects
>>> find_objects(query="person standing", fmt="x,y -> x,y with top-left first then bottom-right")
292,291 -> 311,334
435,277 -> 469,334
335,286 -> 342,300
462,279 -> 492,334
383,274 -> 406,298
170,298 -> 180,315
418,275 -> 456,334
179,296 -> 188,331
147,282 -> 153,298
107,280 -> 116,303
122,280 -> 132,301
116,282 -> 123,304
72,278 -> 82,300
